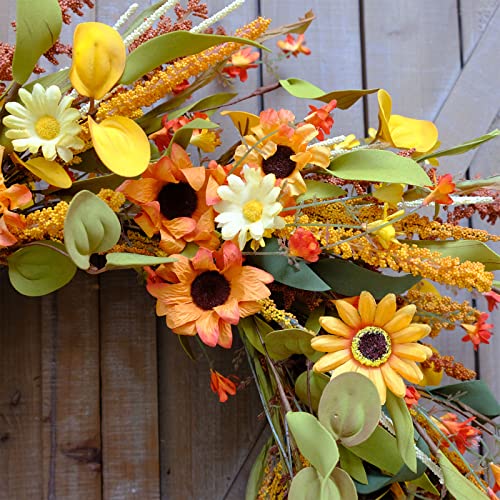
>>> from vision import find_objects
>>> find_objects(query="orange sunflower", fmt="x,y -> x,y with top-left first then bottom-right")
118,144 -> 219,254
233,108 -> 330,197
147,241 -> 273,348
311,291 -> 432,404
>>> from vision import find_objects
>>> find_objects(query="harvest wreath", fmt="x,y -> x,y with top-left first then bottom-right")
1,1 -> 499,498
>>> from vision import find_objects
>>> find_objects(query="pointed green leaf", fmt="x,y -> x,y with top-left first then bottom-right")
438,452 -> 488,500
245,438 -> 271,500
329,150 -> 431,186
105,253 -> 176,270
295,371 -> 330,412
286,412 -> 339,478
121,32 -> 266,84
416,129 -> 500,162
279,78 -> 378,109
385,391 -> 417,472
288,467 -> 340,500
25,68 -> 71,93
12,0 -> 62,84
297,181 -> 347,203
338,446 -> 367,484
407,239 -> 500,271
64,190 -> 121,270
312,259 -> 421,299
318,373 -> 381,447
56,174 -> 125,198
238,316 -> 273,355
166,118 -> 219,153
455,175 -> 500,194
7,242 -> 76,297
409,473 -> 440,495
168,92 -> 238,120
265,328 -> 318,361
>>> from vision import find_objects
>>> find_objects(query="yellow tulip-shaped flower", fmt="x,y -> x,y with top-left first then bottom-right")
70,22 -> 126,100
312,291 -> 432,404
375,89 -> 438,154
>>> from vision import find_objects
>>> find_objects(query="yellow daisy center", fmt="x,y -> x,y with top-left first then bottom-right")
35,115 -> 61,140
243,199 -> 263,222
351,326 -> 392,367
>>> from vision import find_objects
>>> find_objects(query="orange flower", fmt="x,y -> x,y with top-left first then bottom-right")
0,172 -> 32,247
436,413 -> 480,454
147,241 -> 273,348
210,369 -> 238,403
423,173 -> 455,206
303,100 -> 337,141
491,463 -> 500,493
289,227 -> 321,262
277,34 -> 311,57
117,144 -> 219,254
461,312 -> 493,351
233,108 -> 330,197
404,386 -> 420,409
484,290 -> 500,312
222,47 -> 259,82
172,79 -> 190,95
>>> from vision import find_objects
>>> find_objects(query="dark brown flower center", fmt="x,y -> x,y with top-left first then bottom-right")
191,271 -> 231,310
158,182 -> 198,220
261,145 -> 297,179
351,326 -> 392,367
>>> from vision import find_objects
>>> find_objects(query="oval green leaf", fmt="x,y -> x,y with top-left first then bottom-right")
330,467 -> 358,499
297,181 -> 347,203
286,412 -> 339,478
12,0 -> 62,84
338,445 -> 367,484
64,190 -> 121,270
265,328 -> 318,361
318,373 -> 381,447
105,253 -> 176,270
329,150 -> 431,186
121,32 -> 266,84
166,118 -> 219,154
385,390 -> 417,472
288,467 -> 340,500
295,371 -> 330,412
7,242 -> 77,297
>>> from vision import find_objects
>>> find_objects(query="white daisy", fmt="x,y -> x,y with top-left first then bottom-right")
3,83 -> 84,162
215,165 -> 285,250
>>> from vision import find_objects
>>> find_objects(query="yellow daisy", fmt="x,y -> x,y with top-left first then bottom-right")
311,291 -> 432,404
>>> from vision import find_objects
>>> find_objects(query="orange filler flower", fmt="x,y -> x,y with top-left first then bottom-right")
147,241 -> 273,348
288,227 -> 321,262
484,290 -> 500,312
423,173 -> 456,206
222,47 -> 259,82
118,144 -> 219,254
436,413 -> 481,454
210,369 -> 237,403
303,100 -> 337,141
277,34 -> 311,57
312,291 -> 432,404
461,312 -> 493,350
404,386 -> 420,409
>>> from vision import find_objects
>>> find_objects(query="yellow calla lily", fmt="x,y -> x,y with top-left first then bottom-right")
14,154 -> 72,188
220,110 -> 260,136
70,22 -> 126,100
375,89 -> 439,153
88,116 -> 150,177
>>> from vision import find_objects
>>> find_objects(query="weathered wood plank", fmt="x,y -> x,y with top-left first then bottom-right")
0,274 -> 42,500
41,272 -> 101,500
99,271 -> 160,500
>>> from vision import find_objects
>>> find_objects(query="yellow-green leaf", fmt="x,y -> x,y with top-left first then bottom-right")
64,190 -> 121,270
297,180 -> 347,202
23,157 -> 72,188
13,0 -> 62,84
330,468 -> 358,500
288,467 -> 340,500
7,242 -> 76,296
338,445 -> 368,484
88,116 -> 151,177
105,253 -> 176,270
168,92 -> 237,120
264,328 -> 318,361
166,118 -> 219,153
295,371 -> 329,412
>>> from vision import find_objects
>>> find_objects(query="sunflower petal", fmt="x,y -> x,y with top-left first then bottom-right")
380,363 -> 406,398
367,367 -> 387,404
196,312 -> 220,347
358,291 -> 377,325
393,343 -> 433,362
313,350 -> 351,373
389,356 -> 423,384
392,324 -> 431,343
311,335 -> 349,353
334,299 -> 361,329
374,293 -> 396,327
318,316 -> 353,338
383,304 -> 416,333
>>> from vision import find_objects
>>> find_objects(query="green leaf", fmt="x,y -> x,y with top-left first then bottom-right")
121,32 -> 266,84
305,304 -> 326,334
260,10 -> 315,41
338,446 -> 367,484
318,373 -> 381,447
264,328 -> 318,361
238,316 -> 273,355
178,335 -> 196,361
295,371 -> 330,412
407,240 -> 500,272
7,242 -> 76,297
409,473 -> 439,495
330,468 -> 358,499
166,118 -> 219,153
247,239 -> 330,292
385,391 -> 417,472
416,129 -> 500,162
286,412 -> 339,478
288,467 -> 340,500
428,380 -> 500,418
24,68 -> 71,93
168,92 -> 238,120
12,0 -> 62,84
438,452 -> 489,500
105,253 -> 176,270
455,175 -> 500,194
245,439 -> 271,500
56,174 -> 125,198
122,0 -> 167,38
329,150 -> 431,186
64,190 -> 121,270
279,78 -> 378,110
312,259 -> 421,299
297,181 -> 347,203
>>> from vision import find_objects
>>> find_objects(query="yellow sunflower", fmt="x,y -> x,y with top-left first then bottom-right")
311,291 -> 432,404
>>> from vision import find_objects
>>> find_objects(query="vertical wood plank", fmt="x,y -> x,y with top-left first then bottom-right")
99,271 -> 160,500
0,274 -> 42,500
41,272 -> 101,500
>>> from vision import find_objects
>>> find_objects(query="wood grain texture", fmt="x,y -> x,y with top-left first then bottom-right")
99,271 -> 160,500
0,272 -> 42,500
41,272 -> 101,500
